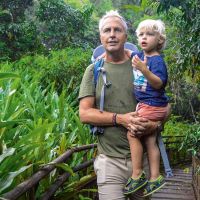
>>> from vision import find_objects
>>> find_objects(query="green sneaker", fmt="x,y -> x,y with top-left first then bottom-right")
143,175 -> 166,197
124,172 -> 147,195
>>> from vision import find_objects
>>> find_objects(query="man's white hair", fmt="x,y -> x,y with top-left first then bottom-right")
136,19 -> 166,50
99,10 -> 128,33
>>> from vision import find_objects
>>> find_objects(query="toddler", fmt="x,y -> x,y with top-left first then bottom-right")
124,19 -> 170,197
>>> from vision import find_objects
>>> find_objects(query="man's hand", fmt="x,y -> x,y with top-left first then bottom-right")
117,113 -> 149,135
127,117 -> 159,138
116,112 -> 138,128
132,55 -> 147,72
127,116 -> 149,137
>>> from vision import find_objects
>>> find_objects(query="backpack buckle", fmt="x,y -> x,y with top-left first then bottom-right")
105,82 -> 112,87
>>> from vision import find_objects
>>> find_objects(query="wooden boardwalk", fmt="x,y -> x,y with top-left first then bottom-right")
152,166 -> 196,200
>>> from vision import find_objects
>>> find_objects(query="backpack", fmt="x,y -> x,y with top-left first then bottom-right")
91,42 -> 173,178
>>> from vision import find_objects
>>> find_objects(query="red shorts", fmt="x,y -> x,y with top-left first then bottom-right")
136,102 -> 170,121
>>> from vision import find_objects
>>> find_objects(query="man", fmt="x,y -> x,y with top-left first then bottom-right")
79,10 -> 158,200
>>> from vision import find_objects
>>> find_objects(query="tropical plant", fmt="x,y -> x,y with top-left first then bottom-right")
180,125 -> 200,157
36,0 -> 93,49
0,66 -> 94,196
12,47 -> 91,93
0,0 -> 94,60
156,0 -> 200,79
0,0 -> 42,61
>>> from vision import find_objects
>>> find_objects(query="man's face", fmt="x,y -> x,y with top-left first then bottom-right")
100,17 -> 127,53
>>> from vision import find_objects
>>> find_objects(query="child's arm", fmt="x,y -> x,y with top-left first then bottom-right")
132,55 -> 163,89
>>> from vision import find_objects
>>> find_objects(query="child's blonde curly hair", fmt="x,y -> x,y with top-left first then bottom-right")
136,19 -> 166,50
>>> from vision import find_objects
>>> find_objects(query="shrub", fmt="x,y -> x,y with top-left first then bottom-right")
44,48 -> 91,90
180,125 -> 200,157
13,47 -> 91,92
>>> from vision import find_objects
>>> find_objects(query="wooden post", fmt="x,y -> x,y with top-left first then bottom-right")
192,156 -> 200,200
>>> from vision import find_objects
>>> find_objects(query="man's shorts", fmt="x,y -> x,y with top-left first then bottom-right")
94,154 -> 150,200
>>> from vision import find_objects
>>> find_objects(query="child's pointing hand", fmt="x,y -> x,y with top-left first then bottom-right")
132,55 -> 148,72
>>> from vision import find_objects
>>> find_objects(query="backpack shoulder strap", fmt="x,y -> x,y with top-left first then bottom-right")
93,58 -> 104,86
93,58 -> 111,112
91,58 -> 111,135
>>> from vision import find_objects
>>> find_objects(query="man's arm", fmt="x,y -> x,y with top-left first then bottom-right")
79,96 -> 149,132
79,96 -> 114,126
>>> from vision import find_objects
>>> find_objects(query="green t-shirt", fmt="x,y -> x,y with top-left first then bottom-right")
79,60 -> 137,158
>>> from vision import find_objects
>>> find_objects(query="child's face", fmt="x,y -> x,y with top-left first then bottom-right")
138,28 -> 162,54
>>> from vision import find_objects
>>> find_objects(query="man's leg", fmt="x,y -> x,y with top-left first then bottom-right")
94,154 -> 150,200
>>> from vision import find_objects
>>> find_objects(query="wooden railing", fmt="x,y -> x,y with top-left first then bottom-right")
2,144 -> 97,200
1,135 -> 191,200
162,135 -> 191,166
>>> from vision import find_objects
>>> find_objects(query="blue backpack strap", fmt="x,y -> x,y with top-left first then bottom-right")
91,58 -> 111,135
93,59 -> 104,86
157,131 -> 173,178
93,58 -> 111,112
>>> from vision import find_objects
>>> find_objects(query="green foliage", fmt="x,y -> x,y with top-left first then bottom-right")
93,0 -> 113,17
45,48 -> 91,89
162,116 -> 194,165
0,0 -> 94,60
163,115 -> 191,137
167,77 -> 200,122
0,72 -> 19,80
0,0 -> 33,22
65,0 -> 91,9
0,66 -> 93,195
180,125 -> 200,156
36,0 -> 93,49
13,47 -> 91,92
0,0 -> 43,61
157,0 -> 200,79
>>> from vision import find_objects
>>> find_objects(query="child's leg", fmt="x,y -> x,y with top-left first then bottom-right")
144,133 -> 160,180
127,131 -> 143,178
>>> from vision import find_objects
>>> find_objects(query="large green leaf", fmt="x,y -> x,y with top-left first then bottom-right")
0,120 -> 26,128
0,73 -> 19,80
0,164 -> 32,193
122,4 -> 143,12
55,163 -> 75,176
0,148 -> 15,164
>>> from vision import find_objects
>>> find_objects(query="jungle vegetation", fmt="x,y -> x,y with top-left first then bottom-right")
0,0 -> 199,199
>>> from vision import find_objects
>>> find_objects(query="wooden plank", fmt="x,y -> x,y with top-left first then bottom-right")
161,185 -> 194,191
152,165 -> 195,200
156,188 -> 194,195
152,195 -> 195,199
152,192 -> 195,199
